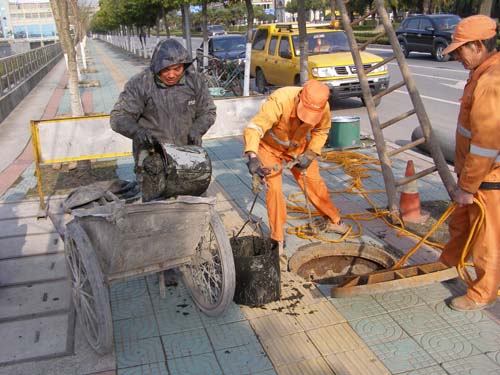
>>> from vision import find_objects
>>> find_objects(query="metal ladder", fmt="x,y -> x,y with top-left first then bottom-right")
335,0 -> 457,217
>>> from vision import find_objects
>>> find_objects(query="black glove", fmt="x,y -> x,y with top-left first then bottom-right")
295,150 -> 316,170
134,128 -> 154,148
247,156 -> 262,175
187,130 -> 202,146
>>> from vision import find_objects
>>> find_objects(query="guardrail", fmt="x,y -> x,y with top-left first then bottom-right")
95,34 -> 156,59
0,43 -> 62,98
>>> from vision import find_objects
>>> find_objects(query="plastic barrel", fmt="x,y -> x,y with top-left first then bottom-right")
328,116 -> 361,149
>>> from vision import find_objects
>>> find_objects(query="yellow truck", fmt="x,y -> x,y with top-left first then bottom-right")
250,23 -> 390,106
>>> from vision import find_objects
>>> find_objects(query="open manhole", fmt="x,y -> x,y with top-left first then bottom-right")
289,242 -> 397,284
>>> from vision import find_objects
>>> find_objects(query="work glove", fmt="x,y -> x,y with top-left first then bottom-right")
246,155 -> 270,178
134,127 -> 154,148
295,150 -> 316,170
187,129 -> 202,146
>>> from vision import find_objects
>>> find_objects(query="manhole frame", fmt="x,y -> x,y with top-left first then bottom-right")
288,241 -> 398,284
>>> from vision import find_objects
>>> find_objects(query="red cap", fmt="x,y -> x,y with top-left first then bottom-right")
443,15 -> 497,55
297,80 -> 330,124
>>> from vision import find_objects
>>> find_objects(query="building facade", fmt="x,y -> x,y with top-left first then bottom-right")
0,0 -> 57,46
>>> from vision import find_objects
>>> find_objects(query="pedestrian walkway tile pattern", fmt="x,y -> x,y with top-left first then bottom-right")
110,276 -> 276,375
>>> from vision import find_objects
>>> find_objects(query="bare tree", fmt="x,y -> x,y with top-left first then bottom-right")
479,0 -> 495,15
50,0 -> 83,116
298,0 -> 308,85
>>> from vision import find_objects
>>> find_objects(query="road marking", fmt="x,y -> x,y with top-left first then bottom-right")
388,61 -> 466,74
441,81 -> 466,90
405,72 -> 465,82
393,71 -> 466,89
395,90 -> 460,106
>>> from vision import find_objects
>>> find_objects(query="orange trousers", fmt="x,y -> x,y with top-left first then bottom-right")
258,143 -> 342,242
439,189 -> 500,303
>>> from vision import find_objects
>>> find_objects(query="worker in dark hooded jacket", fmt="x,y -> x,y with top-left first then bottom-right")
110,39 -> 216,151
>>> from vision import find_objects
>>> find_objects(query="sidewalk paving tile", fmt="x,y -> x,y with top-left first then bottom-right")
215,341 -> 274,375
111,292 -> 154,321
167,352 -> 223,375
275,357 -> 334,375
113,314 -> 159,343
199,303 -> 246,326
161,328 -> 212,359
441,353 -> 500,374
373,289 -> 425,312
0,253 -> 68,286
349,313 -> 408,345
291,301 -> 346,330
307,322 -> 367,355
249,312 -> 302,341
412,279 -> 466,304
110,277 -> 149,301
0,313 -> 72,365
117,362 -> 167,375
206,320 -> 260,350
369,337 -> 437,373
115,336 -> 165,369
458,319 -> 500,352
431,300 -> 486,326
0,279 -> 71,319
400,366 -> 447,375
487,350 -> 500,366
155,302 -> 204,335
262,331 -> 320,367
327,295 -> 386,321
324,346 -> 390,375
413,326 -> 480,363
390,304 -> 449,336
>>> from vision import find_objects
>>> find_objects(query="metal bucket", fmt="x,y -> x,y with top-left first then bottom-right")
136,143 -> 212,202
230,236 -> 281,306
328,116 -> 361,149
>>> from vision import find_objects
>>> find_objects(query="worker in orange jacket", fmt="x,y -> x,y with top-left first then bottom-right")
243,80 -> 349,259
439,15 -> 500,312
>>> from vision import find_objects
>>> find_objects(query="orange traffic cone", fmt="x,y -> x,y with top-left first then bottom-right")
400,160 -> 429,224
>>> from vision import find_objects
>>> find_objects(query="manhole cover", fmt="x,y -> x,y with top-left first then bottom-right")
289,242 -> 397,284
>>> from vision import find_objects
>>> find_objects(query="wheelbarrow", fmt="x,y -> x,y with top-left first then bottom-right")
59,144 -> 236,355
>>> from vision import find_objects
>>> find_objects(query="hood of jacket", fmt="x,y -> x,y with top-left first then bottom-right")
150,39 -> 193,75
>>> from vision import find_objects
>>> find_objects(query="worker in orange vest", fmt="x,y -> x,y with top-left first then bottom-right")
439,15 -> 500,311
243,80 -> 349,261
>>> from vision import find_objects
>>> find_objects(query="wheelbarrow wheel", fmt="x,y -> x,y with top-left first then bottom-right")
64,221 -> 113,354
182,209 -> 235,316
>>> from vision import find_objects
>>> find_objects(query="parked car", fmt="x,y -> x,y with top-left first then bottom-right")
207,25 -> 226,36
250,23 -> 389,106
396,14 -> 461,62
196,35 -> 246,70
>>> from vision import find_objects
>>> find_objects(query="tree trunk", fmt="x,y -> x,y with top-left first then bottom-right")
298,0 -> 308,85
50,0 -> 83,116
423,0 -> 431,14
181,4 -> 192,59
163,13 -> 171,38
243,0 -> 254,96
479,0 -> 494,15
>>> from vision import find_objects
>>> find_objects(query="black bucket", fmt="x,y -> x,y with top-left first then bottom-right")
230,236 -> 281,306
135,143 -> 212,202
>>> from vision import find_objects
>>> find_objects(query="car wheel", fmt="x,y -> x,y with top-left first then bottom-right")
256,69 -> 267,94
434,43 -> 450,62
399,41 -> 409,58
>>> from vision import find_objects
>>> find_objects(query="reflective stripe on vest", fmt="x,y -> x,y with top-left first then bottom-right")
268,129 -> 291,147
457,124 -> 471,138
